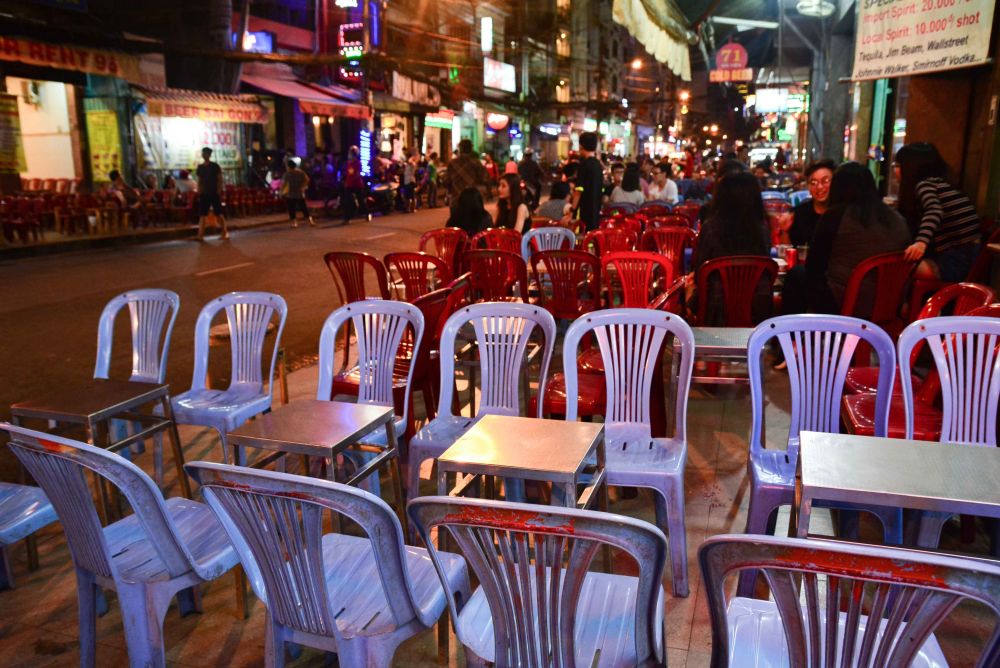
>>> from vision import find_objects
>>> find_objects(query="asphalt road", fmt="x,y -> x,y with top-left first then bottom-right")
0,207 -> 450,479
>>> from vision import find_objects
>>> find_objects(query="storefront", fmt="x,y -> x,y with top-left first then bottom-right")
133,88 -> 269,187
423,109 -> 454,158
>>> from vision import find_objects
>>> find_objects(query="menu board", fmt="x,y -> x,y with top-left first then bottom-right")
852,0 -> 995,80
0,94 -> 26,174
85,109 -> 121,182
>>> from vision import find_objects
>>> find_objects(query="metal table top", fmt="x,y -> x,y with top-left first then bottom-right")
438,414 -> 605,484
10,379 -> 169,423
799,430 -> 1000,517
228,400 -> 394,456
691,327 -> 754,356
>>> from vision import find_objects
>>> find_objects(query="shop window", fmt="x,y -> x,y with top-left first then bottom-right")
556,33 -> 570,58
556,83 -> 570,104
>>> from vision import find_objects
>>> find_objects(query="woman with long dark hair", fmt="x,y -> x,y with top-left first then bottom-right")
691,171 -> 771,324
610,162 -> 645,207
495,172 -> 531,232
447,186 -> 492,237
805,161 -> 910,314
895,142 -> 981,281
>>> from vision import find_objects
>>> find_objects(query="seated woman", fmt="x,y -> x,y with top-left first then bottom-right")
609,162 -> 645,207
536,181 -> 571,221
447,187 -> 492,238
801,161 -> 911,315
690,171 -> 772,325
495,173 -> 531,233
895,142 -> 981,281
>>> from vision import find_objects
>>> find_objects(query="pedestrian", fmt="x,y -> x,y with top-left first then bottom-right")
401,153 -> 417,213
503,154 -> 518,175
195,147 -> 229,240
517,148 -> 543,210
572,131 -> 603,231
426,152 -> 439,208
895,142 -> 981,282
341,145 -> 370,225
280,158 -> 315,228
445,139 -> 488,202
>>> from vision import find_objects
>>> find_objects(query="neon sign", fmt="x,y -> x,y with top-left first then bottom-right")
339,22 -> 364,80
359,129 -> 372,177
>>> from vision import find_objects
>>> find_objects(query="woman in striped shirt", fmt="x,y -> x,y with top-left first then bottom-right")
895,142 -> 981,281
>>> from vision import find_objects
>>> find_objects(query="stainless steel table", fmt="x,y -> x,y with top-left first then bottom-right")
227,399 -> 408,533
10,378 -> 190,499
794,430 -> 1000,544
437,414 -> 607,510
685,327 -> 755,383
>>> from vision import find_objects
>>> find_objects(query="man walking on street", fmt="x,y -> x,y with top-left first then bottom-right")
196,147 -> 229,240
342,145 -> 370,225
518,148 -> 543,211
281,158 -> 316,228
446,139 -> 488,202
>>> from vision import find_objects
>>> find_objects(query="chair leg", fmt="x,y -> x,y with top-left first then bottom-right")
916,510 -> 952,548
175,586 -> 203,616
657,484 -> 689,598
737,492 -> 781,598
408,452 -> 425,507
117,582 -> 174,668
264,616 -> 285,668
76,570 -> 99,668
0,545 -> 13,590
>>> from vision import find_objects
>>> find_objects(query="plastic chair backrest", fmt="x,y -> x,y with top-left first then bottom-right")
581,228 -> 637,257
564,308 -> 695,445
384,251 -> 451,301
641,228 -> 694,272
647,214 -> 691,229
3,423 -> 204,581
463,249 -> 530,302
190,292 -> 288,395
699,533 -> 1000,668
921,282 -> 996,319
695,256 -> 779,326
317,300 -> 424,427
788,189 -> 811,207
749,315 -> 896,461
419,227 -> 468,275
839,251 -> 915,326
603,251 -> 675,308
639,202 -> 672,217
530,250 -> 601,319
471,227 -> 521,254
94,289 -> 180,384
602,202 -> 638,216
760,191 -> 787,201
520,226 -> 575,261
599,216 -> 643,236
408,496 -> 668,667
323,251 -> 391,303
187,462 -> 426,638
437,302 -> 555,419
673,203 -> 701,224
899,315 -> 1000,446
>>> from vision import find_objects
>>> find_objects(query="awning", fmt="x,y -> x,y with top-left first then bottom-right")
612,0 -> 694,81
137,87 -> 269,124
241,75 -> 371,120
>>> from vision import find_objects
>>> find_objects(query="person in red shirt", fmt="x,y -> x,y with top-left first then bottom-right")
341,146 -> 370,225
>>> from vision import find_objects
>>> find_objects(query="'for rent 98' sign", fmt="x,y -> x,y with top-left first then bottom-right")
852,0 -> 995,80
0,37 -> 143,82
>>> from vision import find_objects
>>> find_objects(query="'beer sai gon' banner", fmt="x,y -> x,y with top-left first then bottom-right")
852,0 -> 996,80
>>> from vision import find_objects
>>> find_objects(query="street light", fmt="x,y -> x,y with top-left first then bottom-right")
679,90 -> 690,102
631,58 -> 643,70
710,124 -> 718,134
702,125 -> 709,132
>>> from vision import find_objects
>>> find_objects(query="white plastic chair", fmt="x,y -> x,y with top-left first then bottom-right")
0,481 -> 57,589
898,315 -> 1000,547
563,308 -> 694,597
520,226 -> 576,262
3,423 -> 238,668
700,533 -> 1000,668
171,292 -> 287,466
316,299 -> 424,493
187,462 -> 470,668
409,496 -> 667,668
95,289 -> 180,485
407,302 -> 556,500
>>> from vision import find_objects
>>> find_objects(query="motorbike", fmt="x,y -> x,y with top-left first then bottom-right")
368,182 -> 398,216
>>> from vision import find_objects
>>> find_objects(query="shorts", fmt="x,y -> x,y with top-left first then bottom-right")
198,193 -> 223,217
286,198 -> 309,219
930,241 -> 979,282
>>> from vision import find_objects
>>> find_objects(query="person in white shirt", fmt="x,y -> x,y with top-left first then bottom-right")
610,162 -> 645,207
646,161 -> 679,203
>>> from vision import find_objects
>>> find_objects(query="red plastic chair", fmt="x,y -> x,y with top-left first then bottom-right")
330,287 -> 450,439
638,203 -> 671,217
599,216 -> 643,236
323,251 -> 391,303
419,227 -> 468,275
581,228 -> 637,257
839,251 -> 916,335
471,227 -> 521,254
530,250 -> 601,320
603,251 -> 675,308
647,214 -> 690,229
463,249 -> 530,302
673,202 -> 702,226
384,251 -> 452,301
641,227 -> 696,275
905,226 -> 1000,317
695,256 -> 779,326
845,282 -> 995,394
